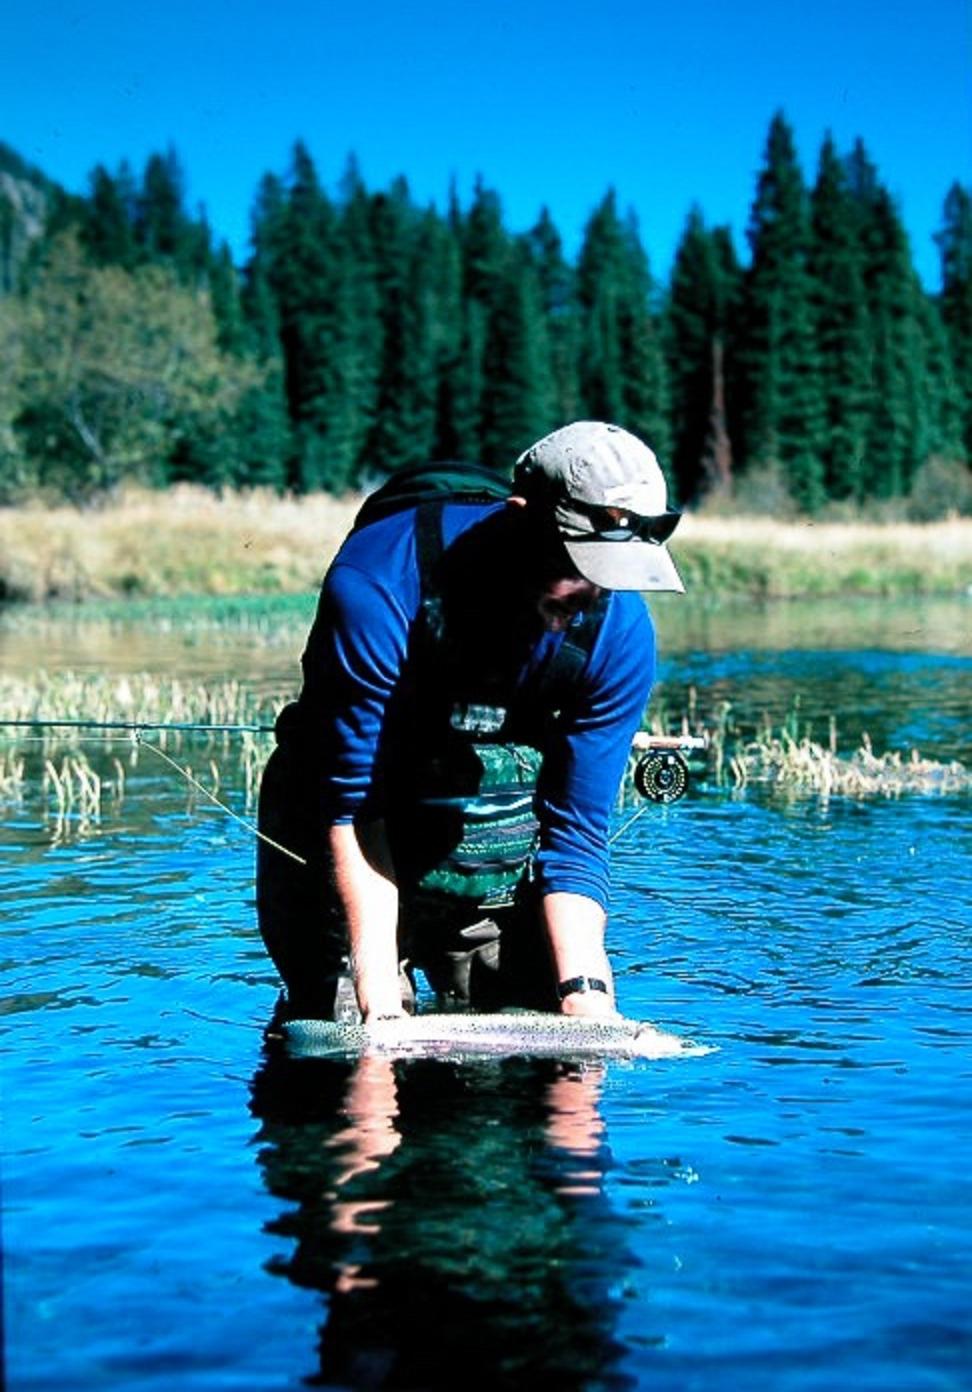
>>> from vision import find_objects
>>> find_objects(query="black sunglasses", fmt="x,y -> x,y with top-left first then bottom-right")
569,500 -> 682,545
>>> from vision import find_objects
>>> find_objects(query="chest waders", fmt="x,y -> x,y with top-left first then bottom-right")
396,497 -> 606,911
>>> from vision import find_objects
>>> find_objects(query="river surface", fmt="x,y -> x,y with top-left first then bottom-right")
2,597 -> 971,1390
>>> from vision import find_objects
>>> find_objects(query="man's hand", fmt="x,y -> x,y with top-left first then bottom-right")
328,820 -> 403,1021
540,891 -> 619,1017
559,985 -> 620,1019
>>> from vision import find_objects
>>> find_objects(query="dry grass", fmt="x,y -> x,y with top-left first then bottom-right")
0,485 -> 360,602
1,486 -> 971,602
672,513 -> 972,597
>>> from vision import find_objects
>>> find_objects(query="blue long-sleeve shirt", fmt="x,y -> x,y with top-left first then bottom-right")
287,502 -> 655,910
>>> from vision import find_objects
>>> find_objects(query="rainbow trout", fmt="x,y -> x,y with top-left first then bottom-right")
282,1011 -> 711,1061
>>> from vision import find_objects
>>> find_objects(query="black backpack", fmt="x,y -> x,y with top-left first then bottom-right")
352,459 -> 512,531
352,458 -> 606,696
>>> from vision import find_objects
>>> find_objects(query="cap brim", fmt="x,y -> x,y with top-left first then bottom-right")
564,537 -> 685,593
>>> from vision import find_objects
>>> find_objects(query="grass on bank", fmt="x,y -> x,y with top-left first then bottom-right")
1,485 -> 971,603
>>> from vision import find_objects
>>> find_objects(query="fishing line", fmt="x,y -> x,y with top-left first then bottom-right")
133,733 -> 307,866
0,716 -> 305,866
609,802 -> 652,844
0,718 -> 275,733
3,717 -> 703,855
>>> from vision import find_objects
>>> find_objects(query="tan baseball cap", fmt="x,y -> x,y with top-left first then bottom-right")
514,421 -> 684,592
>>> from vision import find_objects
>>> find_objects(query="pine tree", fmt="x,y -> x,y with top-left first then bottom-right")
462,177 -> 508,305
738,112 -> 825,510
616,210 -> 671,462
525,207 -> 580,423
83,164 -> 137,268
428,212 -> 469,460
239,255 -> 292,488
365,180 -> 439,473
577,193 -> 671,464
480,240 -> 556,468
213,358 -> 290,490
936,183 -> 972,459
208,241 -> 248,355
136,148 -> 194,270
252,143 -> 364,491
436,180 -> 510,460
335,154 -> 382,476
666,207 -> 740,502
808,135 -> 871,500
850,147 -> 954,498
577,191 -> 627,422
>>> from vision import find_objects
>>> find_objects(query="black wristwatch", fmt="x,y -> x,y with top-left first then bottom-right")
557,976 -> 609,1000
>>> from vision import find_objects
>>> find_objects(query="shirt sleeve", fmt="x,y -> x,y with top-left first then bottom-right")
532,594 -> 655,910
298,559 -> 413,824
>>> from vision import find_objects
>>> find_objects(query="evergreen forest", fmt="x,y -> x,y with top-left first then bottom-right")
1,112 -> 970,515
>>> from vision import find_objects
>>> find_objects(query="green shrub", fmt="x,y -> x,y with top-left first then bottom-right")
907,455 -> 972,522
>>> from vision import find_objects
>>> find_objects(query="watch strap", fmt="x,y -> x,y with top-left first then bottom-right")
557,975 -> 609,1000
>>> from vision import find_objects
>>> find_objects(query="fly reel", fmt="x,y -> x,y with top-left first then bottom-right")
633,749 -> 690,803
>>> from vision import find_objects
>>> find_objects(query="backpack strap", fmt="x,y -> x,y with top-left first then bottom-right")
414,500 -> 447,644
412,497 -> 607,709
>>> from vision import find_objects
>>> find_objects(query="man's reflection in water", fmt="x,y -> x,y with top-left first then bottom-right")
250,1042 -> 640,1390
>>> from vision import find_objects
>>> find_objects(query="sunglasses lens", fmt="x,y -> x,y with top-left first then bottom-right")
587,507 -> 680,543
563,500 -> 681,543
644,510 -> 680,544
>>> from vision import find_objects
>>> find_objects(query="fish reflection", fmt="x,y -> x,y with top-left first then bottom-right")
250,1041 -> 638,1390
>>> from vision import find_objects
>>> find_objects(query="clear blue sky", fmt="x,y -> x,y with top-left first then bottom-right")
3,0 -> 970,288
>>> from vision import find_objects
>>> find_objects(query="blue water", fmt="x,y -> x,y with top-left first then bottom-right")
2,635 -> 972,1389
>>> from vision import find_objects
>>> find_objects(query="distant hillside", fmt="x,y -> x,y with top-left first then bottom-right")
0,141 -> 56,292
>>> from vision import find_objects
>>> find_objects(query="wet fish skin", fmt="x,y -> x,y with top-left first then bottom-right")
283,1011 -> 711,1060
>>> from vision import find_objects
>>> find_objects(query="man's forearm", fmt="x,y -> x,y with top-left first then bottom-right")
327,821 -> 404,1020
541,891 -> 618,1017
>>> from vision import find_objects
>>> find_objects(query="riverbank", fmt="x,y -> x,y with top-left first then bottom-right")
2,486 -> 970,603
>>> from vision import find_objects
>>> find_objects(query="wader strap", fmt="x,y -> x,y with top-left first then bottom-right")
413,497 -> 606,699
534,592 -> 609,705
414,500 -> 446,643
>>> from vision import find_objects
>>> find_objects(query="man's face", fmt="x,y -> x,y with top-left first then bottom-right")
535,576 -> 603,633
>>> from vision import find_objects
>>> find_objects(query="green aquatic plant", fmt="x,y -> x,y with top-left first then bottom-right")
0,672 -> 283,830
727,729 -> 970,798
0,592 -> 317,643
0,752 -> 25,802
634,693 -> 970,800
1,671 -> 969,842
0,670 -> 288,736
